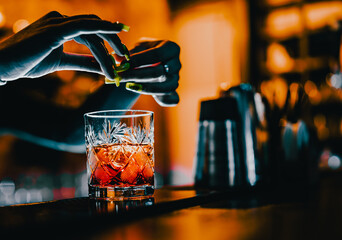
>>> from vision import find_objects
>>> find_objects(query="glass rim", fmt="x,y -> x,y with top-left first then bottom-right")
84,109 -> 153,119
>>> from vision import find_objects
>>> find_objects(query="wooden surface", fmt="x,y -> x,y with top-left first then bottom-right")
1,172 -> 342,240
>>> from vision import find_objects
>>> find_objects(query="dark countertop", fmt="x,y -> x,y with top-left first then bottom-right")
1,172 -> 342,240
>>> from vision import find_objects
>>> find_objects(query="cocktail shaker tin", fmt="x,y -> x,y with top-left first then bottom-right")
194,84 -> 269,190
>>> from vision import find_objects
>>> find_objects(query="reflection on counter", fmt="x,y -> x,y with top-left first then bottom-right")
90,198 -> 155,215
0,170 -> 88,206
0,148 -> 166,206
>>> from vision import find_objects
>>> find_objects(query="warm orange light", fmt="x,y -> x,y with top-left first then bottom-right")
56,70 -> 75,83
0,11 -> 5,28
304,80 -> 316,96
73,76 -> 94,92
289,82 -> 299,108
304,2 -> 342,30
266,7 -> 302,39
266,2 -> 342,39
266,0 -> 300,7
304,80 -> 321,104
318,126 -> 330,140
167,0 -> 248,184
266,43 -> 294,73
314,114 -> 326,129
13,19 -> 29,33
260,77 -> 288,109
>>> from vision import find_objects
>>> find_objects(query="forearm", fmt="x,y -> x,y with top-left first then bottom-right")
0,82 -> 140,152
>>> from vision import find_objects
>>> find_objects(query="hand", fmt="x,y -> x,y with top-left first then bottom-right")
119,40 -> 181,107
0,11 -> 129,81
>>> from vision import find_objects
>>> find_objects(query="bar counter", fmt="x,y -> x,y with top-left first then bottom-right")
1,171 -> 342,240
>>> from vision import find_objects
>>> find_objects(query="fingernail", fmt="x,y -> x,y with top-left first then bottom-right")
115,22 -> 130,32
126,82 -> 142,92
105,76 -> 121,87
124,54 -> 130,61
116,62 -> 130,72
105,77 -> 115,84
122,44 -> 130,61
121,24 -> 130,32
114,77 -> 121,87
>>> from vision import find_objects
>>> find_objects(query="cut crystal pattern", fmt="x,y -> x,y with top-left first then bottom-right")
86,119 -> 154,147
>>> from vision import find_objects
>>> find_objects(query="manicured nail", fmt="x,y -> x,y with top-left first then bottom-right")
115,22 -> 130,32
122,44 -> 130,61
116,62 -> 130,72
105,77 -> 121,87
121,24 -> 130,32
105,77 -> 116,84
105,76 -> 121,87
114,77 -> 121,87
126,82 -> 142,92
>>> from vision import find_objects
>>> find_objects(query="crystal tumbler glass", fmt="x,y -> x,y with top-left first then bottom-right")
84,110 -> 154,200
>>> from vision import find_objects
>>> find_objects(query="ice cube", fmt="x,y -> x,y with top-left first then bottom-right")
142,165 -> 154,179
120,160 -> 140,184
96,147 -> 111,164
111,145 -> 131,169
92,164 -> 112,186
131,146 -> 150,170
102,163 -> 120,179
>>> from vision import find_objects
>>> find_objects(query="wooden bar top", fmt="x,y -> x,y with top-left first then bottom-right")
1,172 -> 342,240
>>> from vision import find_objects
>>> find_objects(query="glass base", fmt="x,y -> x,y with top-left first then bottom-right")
89,185 -> 154,200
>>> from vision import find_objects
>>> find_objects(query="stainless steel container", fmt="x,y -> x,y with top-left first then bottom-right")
194,84 -> 270,190
194,97 -> 241,188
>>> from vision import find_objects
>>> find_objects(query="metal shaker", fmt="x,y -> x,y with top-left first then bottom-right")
226,84 -> 269,188
194,97 -> 241,189
194,84 -> 269,189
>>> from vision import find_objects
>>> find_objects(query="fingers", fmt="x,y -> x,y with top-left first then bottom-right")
61,14 -> 127,56
128,41 -> 180,68
48,13 -> 130,79
41,13 -> 128,44
121,57 -> 182,81
56,19 -> 126,40
121,40 -> 181,107
125,75 -> 179,95
129,40 -> 164,54
41,11 -> 64,19
124,78 -> 179,107
153,92 -> 180,107
97,33 -> 127,57
74,35 -> 114,79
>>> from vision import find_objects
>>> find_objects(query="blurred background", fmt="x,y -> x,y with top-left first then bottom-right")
0,0 -> 341,205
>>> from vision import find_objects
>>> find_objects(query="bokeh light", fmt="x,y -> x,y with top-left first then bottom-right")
328,155 -> 341,170
12,19 -> 29,33
0,11 -> 5,27
266,43 -> 295,73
